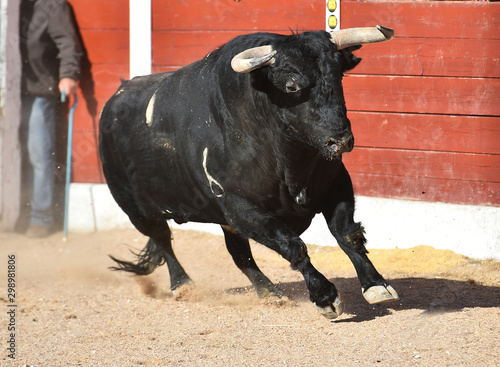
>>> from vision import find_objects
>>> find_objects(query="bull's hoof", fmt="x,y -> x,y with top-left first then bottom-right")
315,295 -> 345,319
172,283 -> 199,302
362,285 -> 399,304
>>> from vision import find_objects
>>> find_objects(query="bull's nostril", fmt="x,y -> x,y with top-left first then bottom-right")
326,138 -> 335,146
323,135 -> 353,158
325,139 -> 339,154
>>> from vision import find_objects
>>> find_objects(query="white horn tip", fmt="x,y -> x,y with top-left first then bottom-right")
376,25 -> 395,40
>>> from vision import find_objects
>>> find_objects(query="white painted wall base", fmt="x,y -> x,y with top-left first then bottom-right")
68,183 -> 500,260
68,183 -> 133,232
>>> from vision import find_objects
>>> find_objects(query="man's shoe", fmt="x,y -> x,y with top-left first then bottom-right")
25,224 -> 51,238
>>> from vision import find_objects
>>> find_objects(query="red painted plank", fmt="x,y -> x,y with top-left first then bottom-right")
71,131 -> 100,167
73,149 -> 500,205
153,33 -> 500,78
81,30 -> 129,65
71,99 -> 105,133
73,165 -> 104,184
152,0 -> 323,31
151,0 -> 500,39
71,149 -> 500,205
344,75 -> 500,116
349,172 -> 500,207
88,64 -> 129,99
66,0 -> 500,211
345,146 -> 500,206
152,32 -> 244,68
350,37 -> 500,78
73,169 -> 500,206
152,32 -> 500,78
350,112 -> 500,155
71,108 -> 97,133
70,128 -> 103,183
341,1 -> 500,39
343,148 -> 500,184
68,0 -> 129,30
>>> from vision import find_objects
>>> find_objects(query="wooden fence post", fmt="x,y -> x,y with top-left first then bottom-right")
0,0 -> 21,230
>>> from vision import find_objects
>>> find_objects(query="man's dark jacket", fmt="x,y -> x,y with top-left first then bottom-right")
20,0 -> 82,97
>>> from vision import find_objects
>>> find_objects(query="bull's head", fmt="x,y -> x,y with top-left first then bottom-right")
230,26 -> 394,160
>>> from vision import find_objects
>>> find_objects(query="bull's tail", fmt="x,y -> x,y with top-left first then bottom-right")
109,239 -> 165,275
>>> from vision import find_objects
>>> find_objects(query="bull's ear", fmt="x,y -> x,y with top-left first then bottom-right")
341,46 -> 362,72
231,46 -> 277,73
346,45 -> 362,52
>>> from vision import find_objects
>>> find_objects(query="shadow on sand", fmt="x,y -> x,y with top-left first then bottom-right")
228,276 -> 500,322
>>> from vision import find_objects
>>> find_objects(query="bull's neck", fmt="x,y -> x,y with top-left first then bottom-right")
280,141 -> 322,207
220,77 -> 323,204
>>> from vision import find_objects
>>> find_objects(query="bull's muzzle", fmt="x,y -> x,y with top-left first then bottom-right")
324,134 -> 354,160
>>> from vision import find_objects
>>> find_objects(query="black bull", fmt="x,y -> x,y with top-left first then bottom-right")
99,26 -> 399,319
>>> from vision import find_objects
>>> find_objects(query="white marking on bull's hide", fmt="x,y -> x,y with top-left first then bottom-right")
145,90 -> 158,127
203,147 -> 224,197
115,88 -> 125,96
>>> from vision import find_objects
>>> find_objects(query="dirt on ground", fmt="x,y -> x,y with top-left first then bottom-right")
1,227 -> 499,366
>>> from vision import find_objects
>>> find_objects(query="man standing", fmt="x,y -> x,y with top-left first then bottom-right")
20,0 -> 82,237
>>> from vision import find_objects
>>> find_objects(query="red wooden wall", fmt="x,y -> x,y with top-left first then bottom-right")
342,1 -> 500,207
66,0 -> 129,182
68,0 -> 500,207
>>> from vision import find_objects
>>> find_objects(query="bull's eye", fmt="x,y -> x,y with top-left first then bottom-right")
285,79 -> 300,94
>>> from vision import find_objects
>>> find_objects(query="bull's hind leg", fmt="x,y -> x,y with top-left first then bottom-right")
222,226 -> 285,298
324,167 -> 399,305
110,223 -> 192,293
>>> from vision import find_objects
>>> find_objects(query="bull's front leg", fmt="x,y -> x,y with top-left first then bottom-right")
323,167 -> 399,305
221,194 -> 345,319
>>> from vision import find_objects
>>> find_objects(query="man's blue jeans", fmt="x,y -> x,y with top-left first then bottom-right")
21,96 -> 57,229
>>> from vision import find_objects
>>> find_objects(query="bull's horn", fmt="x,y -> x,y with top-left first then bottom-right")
231,45 -> 277,73
330,25 -> 394,50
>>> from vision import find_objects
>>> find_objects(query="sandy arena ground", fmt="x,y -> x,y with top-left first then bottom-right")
1,227 -> 499,366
